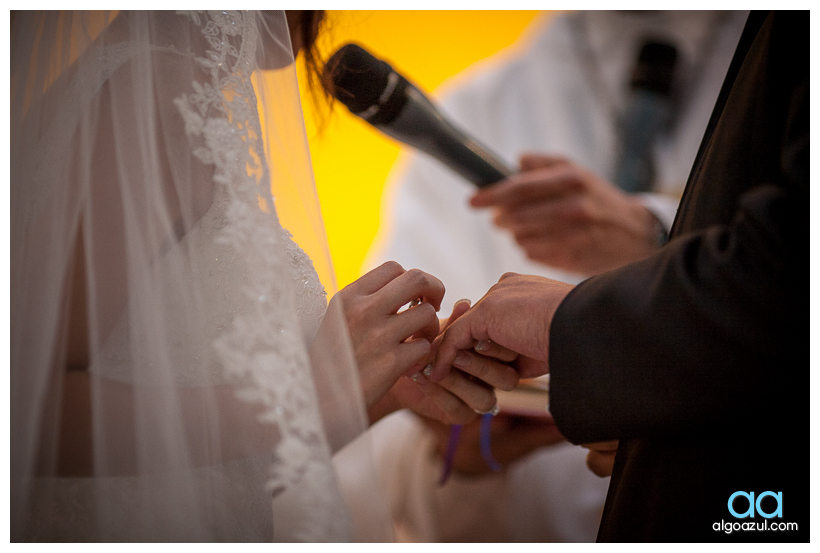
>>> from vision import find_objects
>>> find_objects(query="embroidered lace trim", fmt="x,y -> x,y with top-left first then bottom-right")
170,10 -> 348,540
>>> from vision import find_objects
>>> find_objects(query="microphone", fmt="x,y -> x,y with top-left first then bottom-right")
323,43 -> 515,188
613,40 -> 678,194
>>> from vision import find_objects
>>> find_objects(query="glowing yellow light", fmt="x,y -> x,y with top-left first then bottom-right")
297,10 -> 549,290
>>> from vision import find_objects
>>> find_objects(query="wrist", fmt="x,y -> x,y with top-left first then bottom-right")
367,384 -> 401,425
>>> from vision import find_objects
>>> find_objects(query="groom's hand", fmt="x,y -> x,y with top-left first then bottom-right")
430,273 -> 574,382
369,298 -> 519,425
582,440 -> 619,477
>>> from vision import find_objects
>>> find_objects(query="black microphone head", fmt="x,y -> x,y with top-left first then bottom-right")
631,40 -> 678,96
323,43 -> 409,125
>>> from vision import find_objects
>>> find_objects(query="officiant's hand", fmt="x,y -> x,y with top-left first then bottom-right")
337,261 -> 445,409
424,413 -> 565,475
470,154 -> 659,275
430,273 -> 574,382
369,298 -> 519,425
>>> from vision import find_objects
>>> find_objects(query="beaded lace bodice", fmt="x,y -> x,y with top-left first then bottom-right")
26,11 -> 353,542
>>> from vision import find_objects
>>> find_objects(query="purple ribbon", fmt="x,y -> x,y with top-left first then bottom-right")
439,413 -> 502,485
439,424 -> 462,485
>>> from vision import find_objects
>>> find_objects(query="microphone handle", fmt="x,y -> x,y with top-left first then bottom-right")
375,86 -> 515,188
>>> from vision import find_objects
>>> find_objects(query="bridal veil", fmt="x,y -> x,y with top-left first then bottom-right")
11,11 -> 391,541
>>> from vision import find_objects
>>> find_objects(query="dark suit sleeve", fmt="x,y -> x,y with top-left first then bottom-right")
550,187 -> 805,444
548,12 -> 808,444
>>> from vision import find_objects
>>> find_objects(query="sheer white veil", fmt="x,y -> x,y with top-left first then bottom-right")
11,10 -> 391,541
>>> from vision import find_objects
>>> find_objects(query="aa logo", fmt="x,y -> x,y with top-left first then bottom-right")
728,491 -> 782,519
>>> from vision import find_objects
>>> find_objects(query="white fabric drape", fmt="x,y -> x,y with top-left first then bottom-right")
11,10 -> 390,542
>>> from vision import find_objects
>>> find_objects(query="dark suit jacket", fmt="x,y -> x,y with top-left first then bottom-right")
549,11 -> 809,542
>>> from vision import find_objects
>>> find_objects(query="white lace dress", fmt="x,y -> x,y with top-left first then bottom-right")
14,11 -> 362,542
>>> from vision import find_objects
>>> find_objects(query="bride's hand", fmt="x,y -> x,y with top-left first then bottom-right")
369,299 -> 519,425
335,262 -> 445,408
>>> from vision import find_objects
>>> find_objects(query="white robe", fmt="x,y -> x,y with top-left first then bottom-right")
355,11 -> 749,542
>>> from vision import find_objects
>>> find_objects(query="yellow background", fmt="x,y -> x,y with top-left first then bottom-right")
297,10 -> 552,290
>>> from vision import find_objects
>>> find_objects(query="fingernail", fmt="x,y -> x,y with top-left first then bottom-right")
453,351 -> 470,368
475,340 -> 490,352
455,298 -> 471,307
423,364 -> 433,377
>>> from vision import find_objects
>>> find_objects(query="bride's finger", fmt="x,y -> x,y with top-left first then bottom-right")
406,298 -> 472,345
376,268 -> 445,313
452,350 -> 519,391
394,339 -> 434,378
391,302 -> 439,342
345,261 -> 405,296
473,339 -> 518,363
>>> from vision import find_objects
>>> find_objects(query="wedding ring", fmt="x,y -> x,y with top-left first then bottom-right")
475,403 -> 501,416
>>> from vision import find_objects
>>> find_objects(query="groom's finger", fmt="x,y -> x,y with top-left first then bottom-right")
409,374 -> 478,425
451,350 -> 518,391
433,369 -> 498,414
430,313 -> 488,382
473,339 -> 518,363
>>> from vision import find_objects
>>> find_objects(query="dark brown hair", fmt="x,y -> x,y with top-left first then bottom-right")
289,11 -> 331,108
